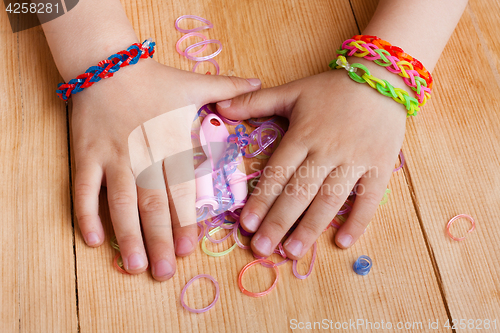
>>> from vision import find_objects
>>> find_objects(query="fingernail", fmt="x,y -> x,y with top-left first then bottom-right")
126,253 -> 146,270
153,259 -> 173,277
253,234 -> 272,256
243,213 -> 260,232
85,232 -> 100,246
246,78 -> 261,86
338,234 -> 353,248
175,237 -> 193,255
217,99 -> 232,109
285,239 -> 303,257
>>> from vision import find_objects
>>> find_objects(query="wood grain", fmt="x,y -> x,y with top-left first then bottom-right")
73,1 -> 450,332
0,10 -> 78,332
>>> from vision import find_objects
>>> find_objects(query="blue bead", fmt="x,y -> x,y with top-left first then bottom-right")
353,255 -> 372,276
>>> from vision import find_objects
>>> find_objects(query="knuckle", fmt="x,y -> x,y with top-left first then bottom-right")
74,182 -> 94,200
362,191 -> 382,207
263,166 -> 288,186
116,233 -> 142,251
75,213 -> 95,228
226,75 -> 243,91
349,216 -> 367,231
109,189 -> 135,208
139,194 -> 168,214
145,235 -> 173,253
298,221 -> 321,239
168,183 -> 193,200
318,185 -> 344,211
265,215 -> 289,235
286,182 -> 313,204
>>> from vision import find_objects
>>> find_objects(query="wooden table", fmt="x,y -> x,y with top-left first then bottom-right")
1,0 -> 499,332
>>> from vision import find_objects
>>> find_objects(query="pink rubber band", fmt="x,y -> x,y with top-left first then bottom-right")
292,242 -> 317,280
446,214 -> 476,241
180,274 -> 220,313
192,58 -> 220,75
184,39 -> 223,62
175,15 -> 213,33
175,32 -> 209,56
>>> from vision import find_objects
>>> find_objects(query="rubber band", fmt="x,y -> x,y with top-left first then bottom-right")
238,259 -> 280,297
292,242 -> 317,279
333,55 -> 420,116
110,235 -> 120,251
184,40 -> 223,62
113,253 -> 130,275
446,214 -> 476,241
175,15 -> 214,33
201,224 -> 240,256
380,188 -> 391,205
393,150 -> 405,172
180,274 -> 219,313
353,255 -> 372,276
175,32 -> 209,56
56,39 -> 155,101
192,58 -> 220,75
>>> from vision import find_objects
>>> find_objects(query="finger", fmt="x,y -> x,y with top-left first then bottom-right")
196,74 -> 263,106
335,166 -> 392,249
250,154 -> 332,257
137,162 -> 176,281
215,80 -> 301,120
283,165 -> 360,259
106,164 -> 148,274
163,159 -> 197,257
239,132 -> 308,234
74,162 -> 105,247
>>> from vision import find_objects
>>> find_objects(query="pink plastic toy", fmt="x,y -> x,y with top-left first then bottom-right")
195,114 -> 247,217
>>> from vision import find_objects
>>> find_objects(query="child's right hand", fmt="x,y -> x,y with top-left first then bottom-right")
72,57 -> 261,281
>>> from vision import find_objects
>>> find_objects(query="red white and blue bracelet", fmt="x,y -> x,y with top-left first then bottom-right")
56,38 -> 156,101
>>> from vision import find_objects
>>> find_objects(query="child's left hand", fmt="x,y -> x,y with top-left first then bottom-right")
216,68 -> 407,259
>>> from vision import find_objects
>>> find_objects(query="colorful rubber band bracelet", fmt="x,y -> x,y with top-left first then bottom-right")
238,259 -> 279,297
56,38 -> 155,101
332,55 -> 420,116
337,36 -> 432,105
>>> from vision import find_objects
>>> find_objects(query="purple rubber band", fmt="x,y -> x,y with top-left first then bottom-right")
175,15 -> 213,33
292,242 -> 317,279
184,39 -> 223,62
180,274 -> 220,313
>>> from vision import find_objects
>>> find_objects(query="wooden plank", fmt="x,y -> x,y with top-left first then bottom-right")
74,0 -> 450,332
351,0 -> 500,326
15,24 -> 78,332
0,11 -> 22,333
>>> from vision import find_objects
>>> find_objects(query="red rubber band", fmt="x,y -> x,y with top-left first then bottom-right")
238,259 -> 279,297
113,253 -> 130,275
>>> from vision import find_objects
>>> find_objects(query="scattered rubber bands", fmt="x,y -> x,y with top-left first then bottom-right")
180,274 -> 220,313
446,214 -> 476,241
353,255 -> 373,276
238,259 -> 280,297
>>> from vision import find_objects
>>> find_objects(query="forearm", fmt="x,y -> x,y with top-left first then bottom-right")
363,0 -> 469,71
41,0 -> 138,82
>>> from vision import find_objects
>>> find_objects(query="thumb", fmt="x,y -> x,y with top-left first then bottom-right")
197,74 -> 263,105
215,81 -> 301,120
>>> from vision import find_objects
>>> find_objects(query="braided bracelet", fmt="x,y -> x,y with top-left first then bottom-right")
337,35 -> 432,106
332,55 -> 420,116
56,39 -> 156,101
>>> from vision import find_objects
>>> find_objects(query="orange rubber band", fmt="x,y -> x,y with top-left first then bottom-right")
238,259 -> 279,297
113,253 -> 130,275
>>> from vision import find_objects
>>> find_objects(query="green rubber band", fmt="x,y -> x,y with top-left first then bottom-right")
110,236 -> 120,251
201,224 -> 241,257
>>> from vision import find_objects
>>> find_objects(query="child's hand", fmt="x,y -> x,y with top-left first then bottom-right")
72,58 -> 261,280
216,69 -> 407,259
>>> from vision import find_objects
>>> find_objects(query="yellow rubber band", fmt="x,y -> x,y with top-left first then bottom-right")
202,224 -> 241,257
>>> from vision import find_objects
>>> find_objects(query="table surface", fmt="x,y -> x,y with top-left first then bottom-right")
1,0 -> 500,332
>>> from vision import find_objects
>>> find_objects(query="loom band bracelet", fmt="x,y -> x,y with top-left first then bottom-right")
175,15 -> 214,33
176,32 -> 210,56
292,242 -> 317,280
202,225 -> 241,257
184,39 -> 223,62
192,58 -> 220,75
446,214 -> 476,241
334,57 -> 420,116
238,259 -> 280,297
353,35 -> 433,89
180,274 -> 220,314
339,42 -> 432,105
